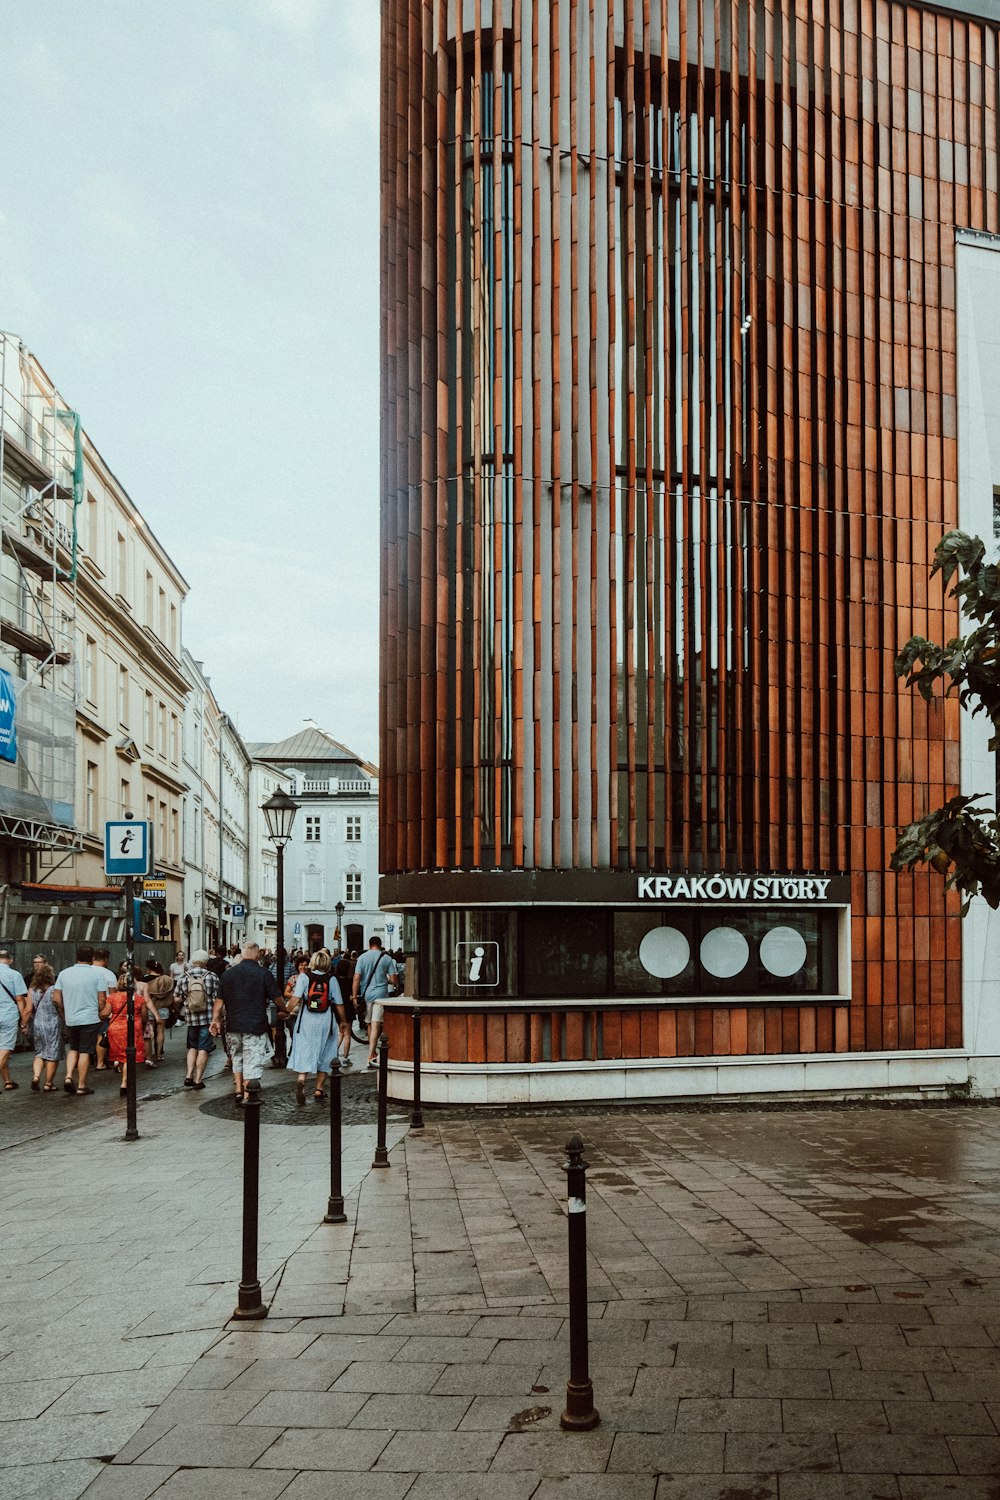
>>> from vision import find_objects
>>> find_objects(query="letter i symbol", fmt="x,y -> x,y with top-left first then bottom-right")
469,945 -> 485,982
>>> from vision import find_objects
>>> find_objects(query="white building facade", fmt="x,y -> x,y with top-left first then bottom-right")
247,726 -> 400,956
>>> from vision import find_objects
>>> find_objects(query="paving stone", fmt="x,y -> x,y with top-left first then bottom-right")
947,1436 -> 1000,1474
0,1458 -> 103,1499
533,1480 -> 656,1500
899,1480 -> 1000,1499
73,1466 -> 178,1500
607,1432 -> 726,1473
280,1476 -> 418,1500
782,1399 -> 890,1432
634,1366 -> 734,1399
883,1401 -> 995,1435
384,1315 -> 481,1337
0,1377 -> 74,1419
175,1358 -> 255,1391
352,1393 -> 473,1430
457,1396 -> 560,1433
142,1471 -> 298,1500
404,1477 -> 542,1500
724,1434 -> 840,1473
827,1371 -> 930,1402
734,1370 -> 831,1400
489,1428 -> 614,1472
284,1333 -> 407,1364
653,1477 -> 777,1500
397,1336 -> 498,1364
133,1424 -> 286,1469
376,1430 -> 502,1472
241,1390 -> 368,1427
836,1435 -> 958,1474
778,1479 -> 900,1499
254,1426 -> 393,1471
431,1365 -> 546,1397
223,1356 -> 351,1392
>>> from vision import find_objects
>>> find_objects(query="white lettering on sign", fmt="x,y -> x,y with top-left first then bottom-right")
637,875 -> 834,902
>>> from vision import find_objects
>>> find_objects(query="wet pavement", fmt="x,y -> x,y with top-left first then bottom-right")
67,1100 -> 1000,1499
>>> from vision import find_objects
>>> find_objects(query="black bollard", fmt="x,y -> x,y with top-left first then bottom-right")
372,1033 -> 390,1168
324,1057 -> 347,1224
411,1009 -> 424,1130
232,1078 -> 268,1320
560,1133 -> 599,1431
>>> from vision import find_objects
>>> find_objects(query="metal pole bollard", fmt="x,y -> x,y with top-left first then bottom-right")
372,1033 -> 390,1168
411,1009 -> 424,1130
560,1133 -> 599,1431
124,875 -> 138,1142
324,1057 -> 347,1223
232,1078 -> 267,1319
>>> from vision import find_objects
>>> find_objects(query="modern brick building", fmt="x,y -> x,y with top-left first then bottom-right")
380,0 -> 1000,1102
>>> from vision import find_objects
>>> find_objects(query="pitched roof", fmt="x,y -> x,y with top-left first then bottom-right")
248,725 -> 378,776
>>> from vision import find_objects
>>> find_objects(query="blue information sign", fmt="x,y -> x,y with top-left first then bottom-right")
104,820 -> 152,878
0,669 -> 17,765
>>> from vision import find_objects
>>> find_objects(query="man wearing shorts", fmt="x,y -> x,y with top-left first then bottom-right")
53,945 -> 110,1096
175,950 -> 219,1089
212,942 -> 279,1102
354,937 -> 395,1068
0,950 -> 29,1091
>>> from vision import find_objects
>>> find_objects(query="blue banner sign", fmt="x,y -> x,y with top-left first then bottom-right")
0,670 -> 17,765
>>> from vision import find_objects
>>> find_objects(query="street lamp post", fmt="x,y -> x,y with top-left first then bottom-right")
335,899 -> 345,951
262,789 -> 298,989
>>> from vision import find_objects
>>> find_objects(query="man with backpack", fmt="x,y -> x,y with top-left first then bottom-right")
174,949 -> 219,1090
353,936 -> 396,1069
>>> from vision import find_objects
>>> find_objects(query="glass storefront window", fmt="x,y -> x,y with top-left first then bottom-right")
521,908 -> 608,998
421,909 -> 517,998
613,907 -> 839,998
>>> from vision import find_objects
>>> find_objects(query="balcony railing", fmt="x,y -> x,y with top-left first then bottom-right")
297,777 -> 373,796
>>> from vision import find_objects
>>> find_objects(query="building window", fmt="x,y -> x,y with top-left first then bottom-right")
86,761 -> 98,832
145,571 -> 154,625
118,664 -> 128,726
117,533 -> 127,594
86,494 -> 98,559
158,702 -> 167,756
121,778 -> 130,815
171,807 -> 179,863
345,815 -> 361,842
85,637 -> 97,705
170,714 -> 179,765
158,587 -> 167,641
169,602 -> 177,653
345,871 -> 362,903
159,800 -> 167,857
144,691 -> 153,747
305,815 -> 322,842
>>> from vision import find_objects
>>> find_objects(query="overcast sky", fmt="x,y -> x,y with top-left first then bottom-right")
1,0 -> 381,761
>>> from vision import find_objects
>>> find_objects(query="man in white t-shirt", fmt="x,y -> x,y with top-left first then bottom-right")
0,950 -> 29,1091
53,945 -> 110,1096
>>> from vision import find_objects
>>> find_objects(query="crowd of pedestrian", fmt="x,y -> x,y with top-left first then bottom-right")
0,935 -> 406,1106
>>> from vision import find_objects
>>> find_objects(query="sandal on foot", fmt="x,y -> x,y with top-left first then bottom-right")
76,1086 -> 93,1096
4,1080 -> 19,1090
183,1076 -> 194,1088
313,1091 -> 325,1102
30,1078 -> 40,1092
42,1083 -> 55,1091
63,1078 -> 76,1094
295,1079 -> 305,1106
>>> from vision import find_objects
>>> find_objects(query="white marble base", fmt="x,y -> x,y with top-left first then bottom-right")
386,1048 -> 1000,1107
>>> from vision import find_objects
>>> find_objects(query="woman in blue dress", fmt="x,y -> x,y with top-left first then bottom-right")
29,964 -> 62,1091
286,950 -> 338,1104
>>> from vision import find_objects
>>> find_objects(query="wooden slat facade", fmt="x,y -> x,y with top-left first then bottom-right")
380,0 -> 1000,1065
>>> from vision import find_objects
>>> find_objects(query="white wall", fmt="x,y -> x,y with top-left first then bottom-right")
956,231 -> 1000,1078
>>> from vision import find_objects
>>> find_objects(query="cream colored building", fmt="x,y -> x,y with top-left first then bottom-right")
0,332 -> 188,944
181,650 -> 250,955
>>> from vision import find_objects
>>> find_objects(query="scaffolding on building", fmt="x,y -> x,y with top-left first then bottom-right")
0,333 -> 81,854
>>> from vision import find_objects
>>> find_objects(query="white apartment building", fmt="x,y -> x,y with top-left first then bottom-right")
181,650 -> 250,955
247,725 -> 400,956
246,759 -> 294,952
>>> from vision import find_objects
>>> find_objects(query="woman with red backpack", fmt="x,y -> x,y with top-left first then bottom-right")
285,949 -> 338,1104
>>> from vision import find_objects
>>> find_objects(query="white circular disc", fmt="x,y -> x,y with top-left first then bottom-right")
700,926 -> 749,979
759,925 -> 808,977
638,926 -> 690,979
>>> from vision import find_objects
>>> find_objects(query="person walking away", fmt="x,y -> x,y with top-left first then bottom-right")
105,969 -> 159,1096
52,946 -> 110,1095
332,950 -> 357,1069
286,951 -> 337,1104
29,964 -> 61,1091
212,942 -> 278,1103
145,960 -> 174,1062
0,949 -> 29,1090
354,937 -> 394,1069
174,950 -> 219,1089
92,947 -> 118,1072
274,956 -> 307,1069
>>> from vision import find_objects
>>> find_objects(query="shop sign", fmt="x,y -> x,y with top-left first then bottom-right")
637,874 -> 834,902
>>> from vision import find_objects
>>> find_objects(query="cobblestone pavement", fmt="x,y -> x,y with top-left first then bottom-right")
5,1097 -> 1000,1498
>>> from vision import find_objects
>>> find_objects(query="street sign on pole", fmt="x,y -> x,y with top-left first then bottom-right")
232,904 -> 246,919
105,819 -> 152,878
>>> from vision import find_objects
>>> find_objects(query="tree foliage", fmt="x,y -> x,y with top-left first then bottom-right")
890,530 -> 1000,911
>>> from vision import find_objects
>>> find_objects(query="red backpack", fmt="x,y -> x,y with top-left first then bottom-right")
305,972 -> 330,1014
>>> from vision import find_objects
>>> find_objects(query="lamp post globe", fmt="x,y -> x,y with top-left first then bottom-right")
262,789 -> 298,988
